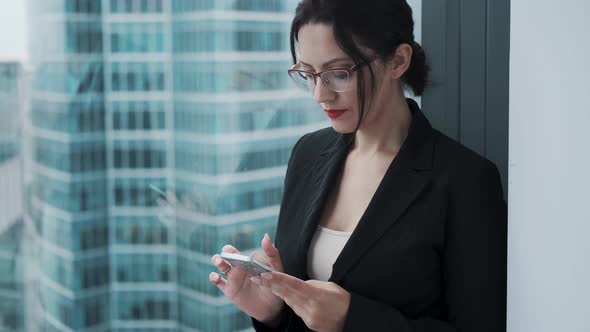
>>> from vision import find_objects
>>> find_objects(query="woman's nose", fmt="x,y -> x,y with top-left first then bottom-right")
312,78 -> 336,104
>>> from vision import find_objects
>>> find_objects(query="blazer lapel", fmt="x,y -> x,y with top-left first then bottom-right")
293,132 -> 352,278
329,164 -> 431,283
291,99 -> 438,282
329,102 -> 438,284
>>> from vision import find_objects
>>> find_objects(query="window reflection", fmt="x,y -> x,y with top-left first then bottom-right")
14,0 -> 328,331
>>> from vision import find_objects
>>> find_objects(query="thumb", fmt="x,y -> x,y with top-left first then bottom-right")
261,233 -> 284,272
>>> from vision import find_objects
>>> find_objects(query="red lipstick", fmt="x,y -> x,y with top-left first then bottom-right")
323,109 -> 346,119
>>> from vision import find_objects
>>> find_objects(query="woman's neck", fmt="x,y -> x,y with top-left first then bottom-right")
350,97 -> 412,158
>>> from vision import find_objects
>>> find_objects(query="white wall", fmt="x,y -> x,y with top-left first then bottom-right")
406,0 -> 422,44
406,0 -> 421,105
508,1 -> 590,331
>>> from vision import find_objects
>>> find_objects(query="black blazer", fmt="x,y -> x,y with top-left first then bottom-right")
253,99 -> 507,331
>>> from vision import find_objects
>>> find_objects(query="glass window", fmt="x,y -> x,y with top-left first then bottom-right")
157,111 -> 165,129
114,149 -> 122,168
142,110 -> 151,129
127,71 -> 136,91
125,0 -> 133,12
129,148 -> 137,168
110,0 -> 119,12
115,187 -> 123,205
113,111 -> 121,129
21,1 -> 338,330
128,111 -> 136,129
111,33 -> 120,52
112,71 -> 120,90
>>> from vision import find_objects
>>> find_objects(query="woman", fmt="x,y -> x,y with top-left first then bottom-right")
209,0 -> 507,331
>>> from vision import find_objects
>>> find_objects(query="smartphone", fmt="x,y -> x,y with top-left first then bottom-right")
220,252 -> 274,275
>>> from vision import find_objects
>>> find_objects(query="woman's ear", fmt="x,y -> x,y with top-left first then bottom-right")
390,43 -> 413,80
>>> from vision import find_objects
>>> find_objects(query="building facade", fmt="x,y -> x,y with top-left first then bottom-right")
25,0 -> 324,331
0,61 -> 25,331
0,62 -> 22,163
26,1 -> 109,330
0,159 -> 24,332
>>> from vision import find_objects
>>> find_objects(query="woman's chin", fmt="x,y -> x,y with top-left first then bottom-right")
330,121 -> 356,134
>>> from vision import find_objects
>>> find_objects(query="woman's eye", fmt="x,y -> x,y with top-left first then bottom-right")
327,71 -> 347,80
296,72 -> 309,79
333,72 -> 348,79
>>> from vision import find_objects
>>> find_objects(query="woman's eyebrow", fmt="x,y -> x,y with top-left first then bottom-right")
299,57 -> 352,69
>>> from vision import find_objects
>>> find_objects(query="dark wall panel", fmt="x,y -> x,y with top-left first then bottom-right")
422,0 -> 510,198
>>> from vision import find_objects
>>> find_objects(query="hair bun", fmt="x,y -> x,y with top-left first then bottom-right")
404,41 -> 429,96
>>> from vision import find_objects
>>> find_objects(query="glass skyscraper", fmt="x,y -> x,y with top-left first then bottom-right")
0,61 -> 25,332
25,0 -> 325,331
0,155 -> 24,332
0,62 -> 22,164
26,1 -> 109,331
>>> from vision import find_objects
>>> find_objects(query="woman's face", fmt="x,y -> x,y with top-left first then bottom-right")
296,23 -> 393,133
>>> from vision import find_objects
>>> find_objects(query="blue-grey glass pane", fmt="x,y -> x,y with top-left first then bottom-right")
15,0 -> 328,331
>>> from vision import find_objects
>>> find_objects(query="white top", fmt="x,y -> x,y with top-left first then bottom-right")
307,225 -> 353,281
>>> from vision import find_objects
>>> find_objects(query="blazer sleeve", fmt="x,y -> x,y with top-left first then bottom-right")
342,162 -> 507,332
251,133 -> 309,331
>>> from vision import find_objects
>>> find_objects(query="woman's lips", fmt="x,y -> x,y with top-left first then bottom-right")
323,109 -> 347,119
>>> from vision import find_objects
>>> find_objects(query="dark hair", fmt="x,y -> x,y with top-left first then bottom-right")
290,0 -> 430,130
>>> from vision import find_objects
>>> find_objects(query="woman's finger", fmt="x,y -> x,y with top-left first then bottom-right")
261,233 -> 284,272
215,245 -> 239,278
209,272 -> 227,292
221,244 -> 240,254
250,251 -> 270,265
211,254 -> 232,277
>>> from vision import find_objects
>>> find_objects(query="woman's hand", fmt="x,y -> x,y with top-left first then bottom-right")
252,271 -> 351,332
209,234 -> 285,326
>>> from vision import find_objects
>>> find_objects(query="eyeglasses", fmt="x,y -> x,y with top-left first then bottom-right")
287,57 -> 377,93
